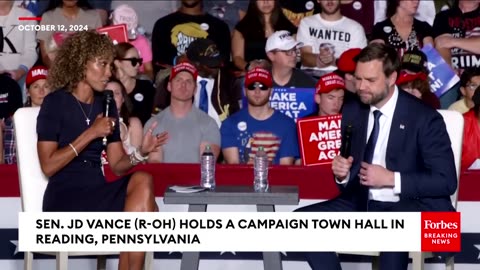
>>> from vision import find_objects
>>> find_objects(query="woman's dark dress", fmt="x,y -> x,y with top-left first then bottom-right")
37,90 -> 130,212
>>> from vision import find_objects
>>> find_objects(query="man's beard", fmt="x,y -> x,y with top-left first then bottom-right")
321,3 -> 340,15
182,0 -> 201,8
358,83 -> 390,106
247,95 -> 270,107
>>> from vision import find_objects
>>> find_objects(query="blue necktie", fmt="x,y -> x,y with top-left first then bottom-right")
199,80 -> 209,113
364,110 -> 382,163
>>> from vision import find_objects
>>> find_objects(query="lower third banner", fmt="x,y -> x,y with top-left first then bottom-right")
19,212 -> 460,253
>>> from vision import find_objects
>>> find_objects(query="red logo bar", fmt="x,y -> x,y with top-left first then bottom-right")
421,212 -> 461,252
18,17 -> 42,21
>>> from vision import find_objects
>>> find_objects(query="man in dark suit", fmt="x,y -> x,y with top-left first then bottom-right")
296,43 -> 457,270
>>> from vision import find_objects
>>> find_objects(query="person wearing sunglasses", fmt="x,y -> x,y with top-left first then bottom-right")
113,42 -> 155,126
220,67 -> 299,165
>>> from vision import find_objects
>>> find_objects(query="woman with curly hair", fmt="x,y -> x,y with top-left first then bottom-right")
37,31 -> 167,270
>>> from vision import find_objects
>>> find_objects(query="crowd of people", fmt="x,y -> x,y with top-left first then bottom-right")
2,0 -> 479,167
0,0 -> 479,269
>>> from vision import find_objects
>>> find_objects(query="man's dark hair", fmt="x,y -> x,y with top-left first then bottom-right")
459,67 -> 480,87
356,43 -> 400,78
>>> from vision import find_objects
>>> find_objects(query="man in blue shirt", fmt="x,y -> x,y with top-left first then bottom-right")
220,67 -> 299,165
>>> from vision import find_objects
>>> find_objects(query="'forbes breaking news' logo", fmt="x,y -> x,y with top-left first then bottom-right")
421,212 -> 461,252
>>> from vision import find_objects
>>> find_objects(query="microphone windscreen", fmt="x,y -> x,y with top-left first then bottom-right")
104,90 -> 114,103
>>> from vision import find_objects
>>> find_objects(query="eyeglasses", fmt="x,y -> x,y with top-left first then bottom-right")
273,49 -> 296,56
247,82 -> 269,91
466,83 -> 479,91
118,57 -> 143,67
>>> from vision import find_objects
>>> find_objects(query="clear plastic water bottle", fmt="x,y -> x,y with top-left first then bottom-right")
200,145 -> 215,190
254,146 -> 269,192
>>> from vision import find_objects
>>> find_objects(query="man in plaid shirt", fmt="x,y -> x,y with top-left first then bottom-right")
0,74 -> 23,164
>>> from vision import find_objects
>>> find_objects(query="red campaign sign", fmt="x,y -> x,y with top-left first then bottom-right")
96,24 -> 128,45
297,114 -> 342,166
421,212 -> 461,252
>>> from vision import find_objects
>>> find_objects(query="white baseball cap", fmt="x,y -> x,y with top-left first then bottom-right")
110,4 -> 138,39
265,30 -> 303,52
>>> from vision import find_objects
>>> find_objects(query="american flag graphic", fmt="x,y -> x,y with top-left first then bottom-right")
248,132 -> 281,163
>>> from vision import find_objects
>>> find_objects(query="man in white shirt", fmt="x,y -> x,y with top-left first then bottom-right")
296,0 -> 367,77
295,43 -> 457,270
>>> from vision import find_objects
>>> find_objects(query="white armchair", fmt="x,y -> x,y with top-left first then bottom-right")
14,107 -> 154,270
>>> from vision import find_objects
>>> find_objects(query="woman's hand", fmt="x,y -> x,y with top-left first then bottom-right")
88,113 -> 116,139
140,121 -> 169,156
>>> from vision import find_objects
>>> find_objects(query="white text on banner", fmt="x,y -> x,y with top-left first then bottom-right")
19,212 -> 421,252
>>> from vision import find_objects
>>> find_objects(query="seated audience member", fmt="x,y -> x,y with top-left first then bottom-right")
396,72 -> 441,109
113,42 -> 155,125
37,0 -> 104,68
25,66 -> 50,107
204,0 -> 249,31
397,49 -> 441,108
232,0 -> 296,72
335,47 -> 362,93
374,0 -> 454,26
462,87 -> 480,171
2,66 -> 50,164
400,49 -> 428,74
151,0 -> 231,73
145,62 -> 220,164
266,30 -> 315,88
154,39 -> 241,127
110,4 -> 154,81
0,0 -> 37,88
34,0 -> 111,24
296,0 -> 367,77
107,79 -> 143,155
110,1 -> 178,36
449,67 -> 480,114
0,74 -> 23,164
44,32 -> 71,65
314,72 -> 345,116
220,68 -> 299,165
433,0 -> 480,108
371,0 -> 433,58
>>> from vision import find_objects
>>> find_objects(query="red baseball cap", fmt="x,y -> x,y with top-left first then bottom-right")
170,62 -> 198,81
26,66 -> 48,87
316,72 -> 345,94
337,48 -> 362,74
244,67 -> 273,88
396,71 -> 428,86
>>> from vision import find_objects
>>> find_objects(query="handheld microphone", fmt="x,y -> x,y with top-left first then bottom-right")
340,124 -> 353,158
102,90 -> 114,147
